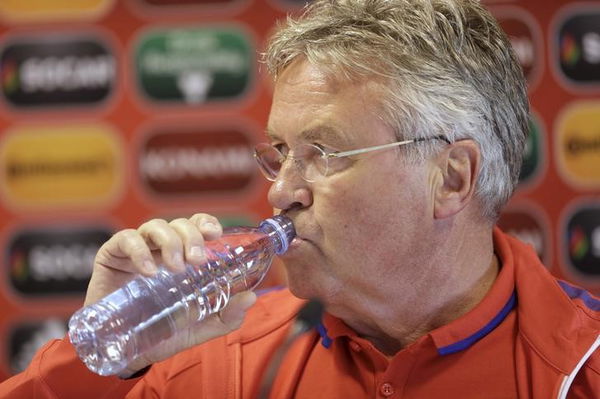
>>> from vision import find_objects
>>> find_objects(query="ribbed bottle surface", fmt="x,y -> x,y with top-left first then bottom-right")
68,216 -> 294,376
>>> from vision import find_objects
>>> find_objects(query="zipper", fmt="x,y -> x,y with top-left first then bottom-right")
556,334 -> 600,399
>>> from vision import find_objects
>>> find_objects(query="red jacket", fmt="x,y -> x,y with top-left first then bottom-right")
1,229 -> 599,398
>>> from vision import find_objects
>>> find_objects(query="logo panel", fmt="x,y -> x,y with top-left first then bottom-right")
0,0 -> 113,22
6,225 -> 112,296
563,204 -> 600,278
139,127 -> 256,196
518,113 -> 544,186
555,102 -> 600,188
134,27 -> 253,104
498,208 -> 549,265
8,319 -> 67,373
0,125 -> 123,208
1,34 -> 116,108
555,9 -> 600,85
495,8 -> 543,88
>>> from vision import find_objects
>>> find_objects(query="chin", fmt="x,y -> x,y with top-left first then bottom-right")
284,271 -> 330,305
286,281 -> 314,300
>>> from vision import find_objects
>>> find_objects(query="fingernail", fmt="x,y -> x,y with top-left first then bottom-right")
190,246 -> 204,259
174,252 -> 186,270
204,222 -> 218,230
143,260 -> 156,274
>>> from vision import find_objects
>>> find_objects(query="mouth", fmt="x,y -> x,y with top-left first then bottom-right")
282,236 -> 309,256
276,209 -> 314,253
290,236 -> 304,247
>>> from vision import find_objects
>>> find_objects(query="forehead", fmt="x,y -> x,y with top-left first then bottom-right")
266,125 -> 350,146
267,60 -> 393,146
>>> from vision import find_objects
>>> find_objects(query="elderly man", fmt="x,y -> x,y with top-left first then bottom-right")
2,0 -> 599,398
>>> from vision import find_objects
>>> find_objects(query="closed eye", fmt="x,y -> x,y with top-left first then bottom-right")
272,143 -> 290,156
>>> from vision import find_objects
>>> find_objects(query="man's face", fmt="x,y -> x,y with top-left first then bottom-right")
266,60 -> 436,310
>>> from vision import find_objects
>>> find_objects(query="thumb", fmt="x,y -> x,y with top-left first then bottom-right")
218,291 -> 257,329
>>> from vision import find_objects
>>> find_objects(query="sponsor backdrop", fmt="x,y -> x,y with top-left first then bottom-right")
0,0 -> 597,380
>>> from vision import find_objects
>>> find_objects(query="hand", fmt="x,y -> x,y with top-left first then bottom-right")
81,213 -> 257,376
85,213 -> 222,306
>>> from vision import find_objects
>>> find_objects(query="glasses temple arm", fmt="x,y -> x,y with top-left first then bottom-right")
328,135 -> 450,159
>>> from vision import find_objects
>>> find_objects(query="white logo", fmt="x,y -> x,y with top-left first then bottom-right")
508,228 -> 543,257
141,145 -> 254,180
177,71 -> 213,103
20,55 -> 114,92
510,36 -> 534,69
29,244 -> 98,281
592,226 -> 600,257
583,32 -> 600,64
11,320 -> 67,372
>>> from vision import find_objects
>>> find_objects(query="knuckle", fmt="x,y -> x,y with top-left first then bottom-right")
139,218 -> 168,232
169,217 -> 190,226
116,228 -> 138,240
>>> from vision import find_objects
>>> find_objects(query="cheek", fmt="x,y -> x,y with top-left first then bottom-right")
316,171 -> 431,248
315,180 -> 396,248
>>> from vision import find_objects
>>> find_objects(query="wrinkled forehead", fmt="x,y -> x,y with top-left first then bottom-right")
267,59 -> 398,147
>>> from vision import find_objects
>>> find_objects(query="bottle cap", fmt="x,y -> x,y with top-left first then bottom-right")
260,215 -> 295,254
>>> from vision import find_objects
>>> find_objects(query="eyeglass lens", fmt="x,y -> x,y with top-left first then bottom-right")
254,143 -> 328,182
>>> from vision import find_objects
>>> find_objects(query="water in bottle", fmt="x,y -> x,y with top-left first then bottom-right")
68,215 -> 295,376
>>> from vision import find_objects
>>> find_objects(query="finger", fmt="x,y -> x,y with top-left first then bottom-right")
189,213 -> 223,241
96,229 -> 158,276
138,219 -> 186,273
169,218 -> 207,266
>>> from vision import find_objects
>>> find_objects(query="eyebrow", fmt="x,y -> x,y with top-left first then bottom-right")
266,125 -> 350,147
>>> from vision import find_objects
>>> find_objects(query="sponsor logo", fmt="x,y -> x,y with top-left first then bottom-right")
0,35 -> 115,108
496,10 -> 542,85
564,205 -> 600,277
498,209 -> 548,264
7,226 -> 112,296
556,9 -> 600,83
0,0 -> 113,22
8,319 -> 67,373
0,124 -> 123,208
139,127 -> 256,195
134,27 -> 252,104
555,102 -> 600,187
519,114 -> 543,184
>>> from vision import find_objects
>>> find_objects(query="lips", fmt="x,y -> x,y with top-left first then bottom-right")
277,211 -> 315,249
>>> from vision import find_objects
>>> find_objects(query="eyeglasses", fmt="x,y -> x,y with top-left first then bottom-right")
253,135 -> 451,182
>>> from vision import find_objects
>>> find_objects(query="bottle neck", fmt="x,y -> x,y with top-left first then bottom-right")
258,215 -> 296,255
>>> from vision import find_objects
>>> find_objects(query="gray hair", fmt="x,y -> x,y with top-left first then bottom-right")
264,0 -> 529,221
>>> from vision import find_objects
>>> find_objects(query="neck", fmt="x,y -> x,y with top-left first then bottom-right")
332,224 -> 499,356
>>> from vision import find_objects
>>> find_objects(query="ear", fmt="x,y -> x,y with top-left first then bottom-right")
433,140 -> 481,219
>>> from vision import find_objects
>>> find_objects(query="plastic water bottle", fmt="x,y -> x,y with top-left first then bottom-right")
68,215 -> 295,376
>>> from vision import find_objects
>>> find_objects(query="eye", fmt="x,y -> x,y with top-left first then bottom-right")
272,143 -> 290,156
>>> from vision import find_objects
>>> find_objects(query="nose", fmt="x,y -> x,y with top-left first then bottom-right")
267,159 -> 313,212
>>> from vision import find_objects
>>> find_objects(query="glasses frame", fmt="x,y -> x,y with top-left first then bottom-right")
254,134 -> 451,182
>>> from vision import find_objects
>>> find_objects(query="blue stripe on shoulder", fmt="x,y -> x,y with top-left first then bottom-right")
438,291 -> 517,356
558,280 -> 600,311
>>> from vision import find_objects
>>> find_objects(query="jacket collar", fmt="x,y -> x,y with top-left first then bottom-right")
503,229 -> 600,374
318,228 -> 600,371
